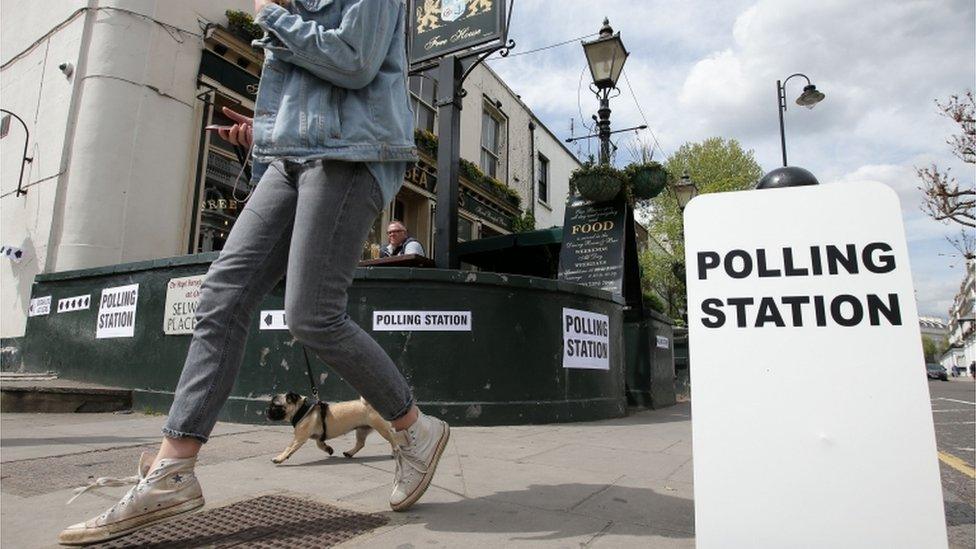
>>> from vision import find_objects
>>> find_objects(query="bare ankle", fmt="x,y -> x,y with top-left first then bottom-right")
152,437 -> 202,470
391,406 -> 420,431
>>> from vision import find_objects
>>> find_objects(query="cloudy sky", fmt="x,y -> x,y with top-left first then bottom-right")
483,0 -> 975,318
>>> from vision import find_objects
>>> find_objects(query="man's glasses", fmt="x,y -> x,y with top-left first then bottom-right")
387,229 -> 405,234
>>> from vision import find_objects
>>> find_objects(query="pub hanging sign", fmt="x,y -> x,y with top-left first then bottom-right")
408,0 -> 508,65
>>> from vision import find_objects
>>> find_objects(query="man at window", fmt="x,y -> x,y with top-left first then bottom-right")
381,220 -> 425,257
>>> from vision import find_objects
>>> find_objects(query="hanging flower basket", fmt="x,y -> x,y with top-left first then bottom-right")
625,162 -> 669,200
570,163 -> 625,203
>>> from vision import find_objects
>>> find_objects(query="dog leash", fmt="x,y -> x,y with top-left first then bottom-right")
301,345 -> 319,398
300,346 -> 330,442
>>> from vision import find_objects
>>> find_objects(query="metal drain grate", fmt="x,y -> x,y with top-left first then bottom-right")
92,495 -> 388,548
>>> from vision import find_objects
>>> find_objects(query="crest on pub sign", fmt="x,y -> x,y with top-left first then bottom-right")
409,0 -> 506,64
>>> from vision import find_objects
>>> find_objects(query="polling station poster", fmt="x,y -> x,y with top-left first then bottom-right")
372,311 -> 472,331
163,275 -> 205,335
96,284 -> 139,339
684,181 -> 947,548
562,307 -> 610,370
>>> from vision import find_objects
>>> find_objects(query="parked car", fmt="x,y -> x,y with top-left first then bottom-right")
926,363 -> 948,381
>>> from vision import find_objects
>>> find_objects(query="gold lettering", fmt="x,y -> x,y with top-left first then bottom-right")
572,221 -> 614,234
451,27 -> 483,42
425,35 -> 448,50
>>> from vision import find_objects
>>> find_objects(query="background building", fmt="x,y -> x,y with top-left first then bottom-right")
0,1 -> 580,349
941,258 -> 975,375
918,316 -> 948,344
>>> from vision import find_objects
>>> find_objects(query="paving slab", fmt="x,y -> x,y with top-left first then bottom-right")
1,405 -> 696,548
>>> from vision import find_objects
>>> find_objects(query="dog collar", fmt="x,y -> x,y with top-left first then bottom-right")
290,398 -> 313,428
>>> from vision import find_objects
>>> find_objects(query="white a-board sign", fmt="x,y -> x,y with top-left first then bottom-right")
684,181 -> 947,548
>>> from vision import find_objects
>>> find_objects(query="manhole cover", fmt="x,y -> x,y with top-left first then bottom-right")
91,494 -> 388,548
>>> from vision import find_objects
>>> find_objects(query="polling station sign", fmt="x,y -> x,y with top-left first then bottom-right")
372,311 -> 472,331
562,307 -> 610,370
163,275 -> 205,335
684,181 -> 946,548
96,284 -> 139,339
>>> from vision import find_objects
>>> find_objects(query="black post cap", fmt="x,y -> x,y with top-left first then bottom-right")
756,166 -> 820,189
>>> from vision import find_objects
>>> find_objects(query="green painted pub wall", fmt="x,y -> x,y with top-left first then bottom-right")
623,310 -> 676,409
20,254 -> 628,426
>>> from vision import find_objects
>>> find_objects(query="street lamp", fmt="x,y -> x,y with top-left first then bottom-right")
670,170 -> 698,318
583,18 -> 628,90
777,73 -> 825,167
673,170 -> 699,211
582,18 -> 628,165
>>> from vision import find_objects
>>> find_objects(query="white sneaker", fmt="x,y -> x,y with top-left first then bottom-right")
58,452 -> 204,546
389,412 -> 450,511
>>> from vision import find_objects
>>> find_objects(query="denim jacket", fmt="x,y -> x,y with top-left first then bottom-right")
250,0 -> 418,184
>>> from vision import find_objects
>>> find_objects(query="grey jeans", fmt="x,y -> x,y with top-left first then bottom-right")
163,159 -> 414,443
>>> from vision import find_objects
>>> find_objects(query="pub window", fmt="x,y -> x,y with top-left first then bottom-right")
363,212 -> 384,260
538,153 -> 550,204
480,223 -> 502,239
409,75 -> 437,134
194,91 -> 254,253
190,29 -> 262,255
458,216 -> 474,242
394,198 -> 405,222
480,106 -> 503,179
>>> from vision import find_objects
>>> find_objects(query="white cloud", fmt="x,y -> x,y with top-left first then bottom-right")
487,0 -> 973,319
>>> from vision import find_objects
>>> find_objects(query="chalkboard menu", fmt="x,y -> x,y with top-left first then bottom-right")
558,194 -> 644,318
408,0 -> 507,64
558,196 -> 629,294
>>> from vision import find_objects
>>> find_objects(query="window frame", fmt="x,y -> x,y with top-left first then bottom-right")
480,101 -> 506,180
408,75 -> 437,134
189,78 -> 255,254
537,152 -> 550,205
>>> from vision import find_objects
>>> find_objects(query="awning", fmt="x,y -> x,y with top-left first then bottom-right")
456,227 -> 563,278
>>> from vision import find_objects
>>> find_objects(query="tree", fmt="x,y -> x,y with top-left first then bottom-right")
637,137 -> 764,320
922,335 -> 938,363
917,90 -> 975,260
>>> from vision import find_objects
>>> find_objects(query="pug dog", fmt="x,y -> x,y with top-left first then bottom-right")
266,392 -> 397,464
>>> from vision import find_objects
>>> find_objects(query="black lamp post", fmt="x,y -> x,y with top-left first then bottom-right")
566,19 -> 645,164
582,18 -> 629,165
670,170 -> 698,306
777,73 -> 825,167
0,109 -> 33,197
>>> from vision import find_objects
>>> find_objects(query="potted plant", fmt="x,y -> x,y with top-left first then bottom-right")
625,161 -> 669,201
226,10 -> 263,43
413,129 -> 438,158
570,160 -> 625,202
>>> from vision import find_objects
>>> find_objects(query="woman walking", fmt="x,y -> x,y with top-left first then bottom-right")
59,0 -> 449,544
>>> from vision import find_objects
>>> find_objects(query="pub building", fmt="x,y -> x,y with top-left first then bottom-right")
0,4 -> 580,344
192,25 -> 581,263
2,2 -> 677,428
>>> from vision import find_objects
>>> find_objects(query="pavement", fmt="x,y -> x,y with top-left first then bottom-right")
1,381 -> 972,548
0,403 -> 696,548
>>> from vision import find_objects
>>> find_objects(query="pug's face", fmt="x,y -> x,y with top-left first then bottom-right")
267,392 -> 303,421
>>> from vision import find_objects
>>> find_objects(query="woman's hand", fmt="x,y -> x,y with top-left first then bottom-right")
217,107 -> 253,149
